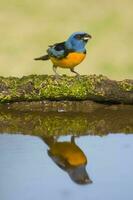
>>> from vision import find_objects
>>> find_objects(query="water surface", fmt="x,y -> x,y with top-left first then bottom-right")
0,133 -> 133,200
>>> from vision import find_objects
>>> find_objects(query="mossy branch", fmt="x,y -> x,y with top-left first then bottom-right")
0,74 -> 133,104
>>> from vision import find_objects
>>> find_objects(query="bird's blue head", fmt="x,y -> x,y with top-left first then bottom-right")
65,32 -> 92,52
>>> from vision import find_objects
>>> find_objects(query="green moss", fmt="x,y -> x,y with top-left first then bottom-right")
37,75 -> 105,100
0,74 -> 110,102
119,80 -> 133,92
0,74 -> 132,103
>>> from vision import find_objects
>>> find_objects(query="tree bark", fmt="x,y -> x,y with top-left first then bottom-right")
0,74 -> 133,105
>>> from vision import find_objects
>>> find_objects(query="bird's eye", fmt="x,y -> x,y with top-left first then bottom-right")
75,35 -> 82,40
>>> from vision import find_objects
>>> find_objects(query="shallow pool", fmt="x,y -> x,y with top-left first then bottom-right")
0,133 -> 133,200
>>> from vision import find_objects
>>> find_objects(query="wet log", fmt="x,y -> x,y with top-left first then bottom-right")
0,74 -> 133,106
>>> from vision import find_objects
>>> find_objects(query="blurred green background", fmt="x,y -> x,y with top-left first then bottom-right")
0,0 -> 133,79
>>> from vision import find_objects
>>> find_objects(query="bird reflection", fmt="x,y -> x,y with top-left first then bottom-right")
42,136 -> 92,185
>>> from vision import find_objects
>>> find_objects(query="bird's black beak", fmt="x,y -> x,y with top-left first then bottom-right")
83,33 -> 92,41
67,165 -> 93,185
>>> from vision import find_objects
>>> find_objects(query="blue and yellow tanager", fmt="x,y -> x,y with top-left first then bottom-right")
42,136 -> 92,184
34,32 -> 92,77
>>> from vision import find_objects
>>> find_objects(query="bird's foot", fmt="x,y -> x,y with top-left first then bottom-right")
53,74 -> 61,80
75,73 -> 81,80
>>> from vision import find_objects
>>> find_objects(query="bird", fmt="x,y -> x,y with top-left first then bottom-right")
42,136 -> 93,185
34,32 -> 92,78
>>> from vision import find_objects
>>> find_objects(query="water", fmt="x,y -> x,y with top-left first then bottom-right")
0,133 -> 133,200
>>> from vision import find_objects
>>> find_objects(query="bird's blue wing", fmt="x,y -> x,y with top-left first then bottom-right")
47,42 -> 68,59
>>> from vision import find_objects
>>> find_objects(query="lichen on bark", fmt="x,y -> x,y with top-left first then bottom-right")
0,74 -> 133,104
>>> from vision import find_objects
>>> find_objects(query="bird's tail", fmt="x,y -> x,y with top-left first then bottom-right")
34,54 -> 50,61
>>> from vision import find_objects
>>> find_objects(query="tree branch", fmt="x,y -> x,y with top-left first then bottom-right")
0,74 -> 133,104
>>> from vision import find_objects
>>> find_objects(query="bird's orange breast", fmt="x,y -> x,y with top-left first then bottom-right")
50,142 -> 87,166
50,52 -> 86,69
